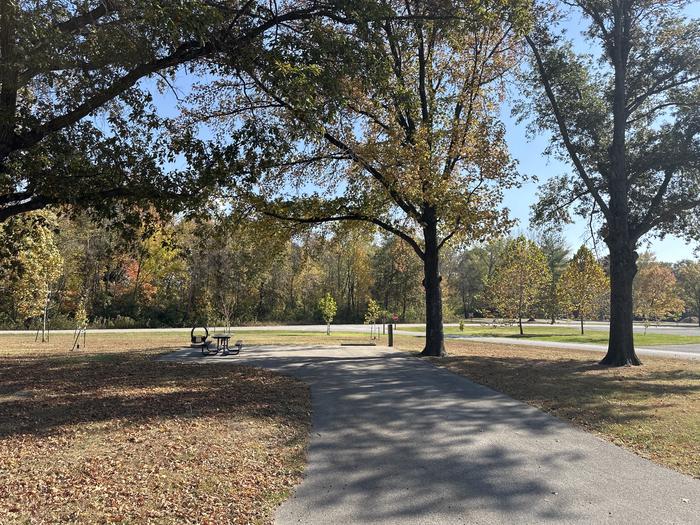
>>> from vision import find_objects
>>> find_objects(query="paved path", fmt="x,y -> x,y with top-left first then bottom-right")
164,344 -> 700,524
433,334 -> 700,361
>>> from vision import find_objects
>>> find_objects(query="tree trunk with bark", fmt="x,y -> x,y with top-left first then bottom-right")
600,241 -> 641,365
599,13 -> 641,367
420,215 -> 445,357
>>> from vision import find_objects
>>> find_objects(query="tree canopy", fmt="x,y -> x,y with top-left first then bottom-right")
183,0 -> 532,355
0,0 -> 360,224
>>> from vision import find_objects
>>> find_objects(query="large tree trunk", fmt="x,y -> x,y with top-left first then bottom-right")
600,242 -> 641,366
420,216 -> 445,357
600,5 -> 640,367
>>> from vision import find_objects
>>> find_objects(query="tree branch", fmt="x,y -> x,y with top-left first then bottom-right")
526,34 -> 611,220
262,208 -> 425,259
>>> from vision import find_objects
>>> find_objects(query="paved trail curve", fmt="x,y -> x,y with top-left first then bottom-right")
165,345 -> 700,524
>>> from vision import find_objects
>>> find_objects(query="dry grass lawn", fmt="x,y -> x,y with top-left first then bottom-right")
408,338 -> 700,479
1,328 -> 698,525
0,333 -> 311,524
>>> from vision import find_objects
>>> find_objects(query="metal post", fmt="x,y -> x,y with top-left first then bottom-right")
388,323 -> 393,347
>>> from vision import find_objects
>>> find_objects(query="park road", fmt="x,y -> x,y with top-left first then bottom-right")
164,344 -> 700,524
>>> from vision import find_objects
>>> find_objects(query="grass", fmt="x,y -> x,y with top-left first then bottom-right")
407,338 -> 700,479
0,332 -> 313,524
402,324 -> 700,346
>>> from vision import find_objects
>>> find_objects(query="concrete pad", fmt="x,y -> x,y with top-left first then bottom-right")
163,345 -> 700,524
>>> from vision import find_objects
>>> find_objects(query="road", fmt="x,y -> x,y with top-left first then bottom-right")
536,320 -> 700,337
1,320 -> 699,336
437,334 -> 700,361
164,344 -> 700,524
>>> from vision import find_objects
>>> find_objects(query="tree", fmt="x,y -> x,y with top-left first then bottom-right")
195,1 -> 530,356
675,260 -> 700,326
634,259 -> 685,334
557,246 -> 609,334
523,2 -> 700,365
537,231 -> 570,324
318,293 -> 338,335
0,212 -> 64,340
71,298 -> 88,350
364,298 -> 382,338
444,246 -> 490,318
0,1 -> 347,222
486,236 -> 551,335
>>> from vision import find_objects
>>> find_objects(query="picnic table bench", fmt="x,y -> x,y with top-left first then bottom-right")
215,335 -> 243,355
190,327 -> 243,355
190,326 -> 211,354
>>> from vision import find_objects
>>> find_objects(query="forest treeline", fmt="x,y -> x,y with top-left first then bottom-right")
1,211 -> 698,331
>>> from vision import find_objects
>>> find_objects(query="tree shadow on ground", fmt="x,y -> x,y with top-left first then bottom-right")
5,344 -> 699,523
435,353 -> 700,429
181,344 -> 700,523
196,346 -> 589,523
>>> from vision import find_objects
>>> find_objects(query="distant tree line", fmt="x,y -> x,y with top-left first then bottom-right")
1,213 -> 697,332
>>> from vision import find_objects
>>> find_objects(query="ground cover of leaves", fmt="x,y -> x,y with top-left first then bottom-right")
0,334 -> 310,524
411,338 -> 700,479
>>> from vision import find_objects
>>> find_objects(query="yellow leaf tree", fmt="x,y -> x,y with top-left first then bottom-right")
486,236 -> 551,335
634,261 -> 685,334
318,293 -> 337,335
0,212 -> 63,341
557,246 -> 609,335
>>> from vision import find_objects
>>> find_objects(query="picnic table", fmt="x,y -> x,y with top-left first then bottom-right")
212,334 -> 242,355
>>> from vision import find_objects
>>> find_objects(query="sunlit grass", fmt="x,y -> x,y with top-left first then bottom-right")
401,325 -> 700,346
